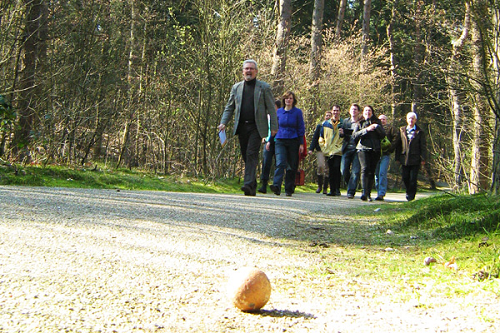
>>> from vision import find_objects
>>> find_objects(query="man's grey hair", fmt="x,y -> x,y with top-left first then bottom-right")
243,59 -> 258,70
407,111 -> 418,119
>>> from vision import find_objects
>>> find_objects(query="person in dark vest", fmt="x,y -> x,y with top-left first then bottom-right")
218,59 -> 278,196
308,110 -> 332,194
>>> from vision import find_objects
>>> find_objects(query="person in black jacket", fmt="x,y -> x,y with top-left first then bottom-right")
352,105 -> 386,201
394,112 -> 427,201
308,110 -> 332,194
339,104 -> 361,199
258,100 -> 281,193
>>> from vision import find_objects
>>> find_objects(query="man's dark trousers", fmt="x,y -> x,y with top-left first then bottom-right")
238,122 -> 261,192
402,164 -> 420,200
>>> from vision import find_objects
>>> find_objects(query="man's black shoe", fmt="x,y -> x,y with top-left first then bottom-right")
257,181 -> 267,194
241,185 -> 255,196
270,184 -> 280,196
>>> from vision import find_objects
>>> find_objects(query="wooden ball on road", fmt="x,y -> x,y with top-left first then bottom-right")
228,267 -> 271,312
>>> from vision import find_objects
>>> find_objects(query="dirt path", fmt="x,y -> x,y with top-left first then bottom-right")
0,186 -> 498,332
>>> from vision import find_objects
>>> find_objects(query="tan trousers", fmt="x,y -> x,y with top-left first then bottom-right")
316,151 -> 329,177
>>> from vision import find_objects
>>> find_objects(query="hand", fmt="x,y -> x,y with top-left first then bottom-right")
367,124 -> 378,131
261,138 -> 266,144
266,142 -> 271,151
271,130 -> 278,136
299,145 -> 304,155
308,150 -> 313,155
218,124 -> 226,131
339,128 -> 344,135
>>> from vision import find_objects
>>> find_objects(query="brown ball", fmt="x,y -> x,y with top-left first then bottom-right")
228,267 -> 271,312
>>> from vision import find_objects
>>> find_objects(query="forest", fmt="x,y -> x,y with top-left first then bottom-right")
1,0 -> 500,194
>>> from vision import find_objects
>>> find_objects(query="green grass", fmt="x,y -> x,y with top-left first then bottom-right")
315,193 -> 500,299
0,163 -> 318,193
0,164 -> 243,193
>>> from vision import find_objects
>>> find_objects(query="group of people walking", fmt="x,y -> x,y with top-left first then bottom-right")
309,103 -> 427,201
218,59 -> 427,201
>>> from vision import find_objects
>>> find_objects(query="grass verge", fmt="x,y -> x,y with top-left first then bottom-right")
0,163 -> 317,193
309,193 -> 500,307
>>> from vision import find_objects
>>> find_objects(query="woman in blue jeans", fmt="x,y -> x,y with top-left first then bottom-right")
374,114 -> 396,201
352,106 -> 386,201
270,91 -> 305,197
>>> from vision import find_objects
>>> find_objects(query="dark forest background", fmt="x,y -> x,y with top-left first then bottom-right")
1,0 -> 500,194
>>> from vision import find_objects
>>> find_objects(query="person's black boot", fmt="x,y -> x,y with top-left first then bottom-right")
316,175 -> 323,193
257,180 -> 268,194
270,184 -> 281,196
323,176 -> 329,194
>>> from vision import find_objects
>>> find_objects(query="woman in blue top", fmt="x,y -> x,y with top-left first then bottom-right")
270,91 -> 305,196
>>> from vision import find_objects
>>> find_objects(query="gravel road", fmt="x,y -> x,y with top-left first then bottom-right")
0,186 -> 498,332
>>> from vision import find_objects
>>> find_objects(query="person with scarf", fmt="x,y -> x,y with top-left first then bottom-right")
318,105 -> 344,196
352,105 -> 386,201
394,112 -> 427,201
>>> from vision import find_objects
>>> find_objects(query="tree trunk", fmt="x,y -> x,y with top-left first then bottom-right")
493,119 -> 500,195
411,0 -> 424,115
13,0 -> 47,159
447,1 -> 470,189
271,0 -> 291,97
308,0 -> 324,119
335,0 -> 347,39
492,6 -> 500,195
469,5 -> 490,193
309,0 -> 324,83
386,3 -> 399,122
118,0 -> 137,169
361,0 -> 372,64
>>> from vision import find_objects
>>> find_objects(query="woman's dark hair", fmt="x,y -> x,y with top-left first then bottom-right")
363,105 -> 376,119
281,91 -> 297,108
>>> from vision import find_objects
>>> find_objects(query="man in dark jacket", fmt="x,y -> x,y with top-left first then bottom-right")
394,112 -> 427,201
339,104 -> 361,199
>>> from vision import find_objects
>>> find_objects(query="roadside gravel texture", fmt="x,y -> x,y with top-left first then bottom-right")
0,186 -> 498,332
